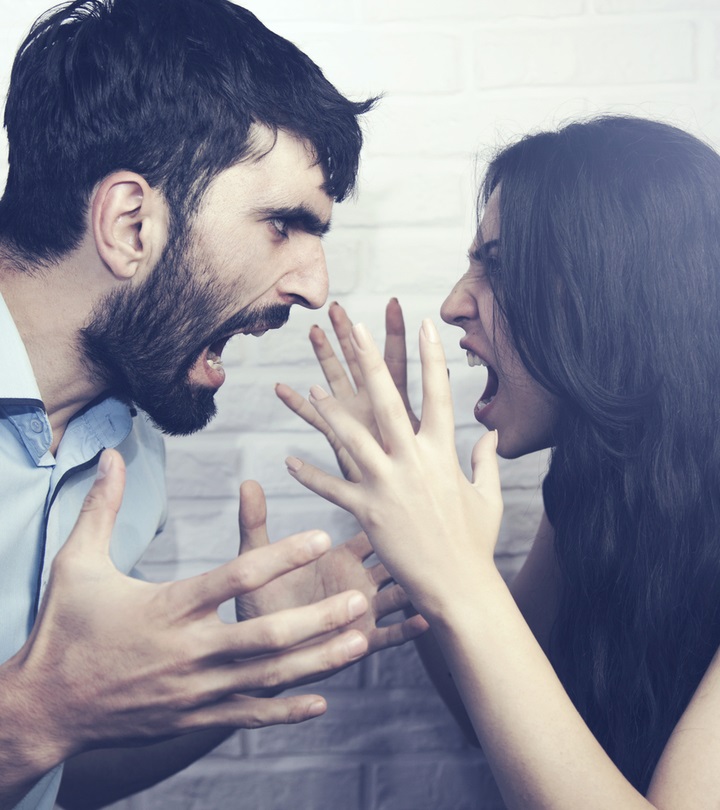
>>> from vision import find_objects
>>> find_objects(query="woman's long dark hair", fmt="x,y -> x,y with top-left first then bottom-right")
482,116 -> 720,792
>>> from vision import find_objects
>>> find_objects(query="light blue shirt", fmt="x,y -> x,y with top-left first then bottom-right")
0,293 -> 167,809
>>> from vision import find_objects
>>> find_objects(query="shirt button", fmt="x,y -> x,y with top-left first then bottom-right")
30,418 -> 44,434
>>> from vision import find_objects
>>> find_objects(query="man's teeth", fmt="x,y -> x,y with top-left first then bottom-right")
466,351 -> 487,368
206,350 -> 224,370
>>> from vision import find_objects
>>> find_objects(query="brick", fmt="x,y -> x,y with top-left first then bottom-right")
366,0 -> 584,21
333,158 -> 467,228
369,641 -> 434,688
242,0 -> 355,23
597,0 -> 716,10
292,32 -> 464,96
476,22 -> 696,87
135,759 -> 364,810
253,689 -> 470,755
364,96 -> 590,158
373,755 -> 505,810
163,434 -> 242,500
362,227 -> 471,295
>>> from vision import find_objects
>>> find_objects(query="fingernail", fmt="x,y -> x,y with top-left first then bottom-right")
307,532 -> 331,555
309,384 -> 329,401
351,322 -> 369,349
345,632 -> 367,659
422,319 -> 440,343
96,450 -> 112,480
492,429 -> 499,449
285,456 -> 303,473
348,593 -> 367,619
308,699 -> 327,717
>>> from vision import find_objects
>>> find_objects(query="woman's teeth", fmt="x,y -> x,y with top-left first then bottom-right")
466,350 -> 487,368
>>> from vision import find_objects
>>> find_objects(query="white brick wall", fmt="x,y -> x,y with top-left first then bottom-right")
0,1 -> 718,808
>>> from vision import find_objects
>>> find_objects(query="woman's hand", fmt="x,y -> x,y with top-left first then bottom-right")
284,318 -> 503,619
276,299 -> 420,482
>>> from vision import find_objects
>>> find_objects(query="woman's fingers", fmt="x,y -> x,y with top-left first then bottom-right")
309,324 -> 356,400
275,383 -> 334,439
286,455 -> 360,513
471,432 -> 504,529
471,430 -> 501,491
348,324 -> 417,452
418,319 -> 456,442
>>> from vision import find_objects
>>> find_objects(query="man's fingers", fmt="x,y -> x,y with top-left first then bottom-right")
238,480 -> 269,554
213,628 -> 369,695
368,614 -> 429,653
369,562 -> 393,588
215,590 -> 369,658
384,297 -> 409,393
193,693 -> 328,730
373,582 -> 413,617
329,301 -> 364,389
187,530 -> 333,611
309,324 -> 356,399
343,531 -> 373,560
62,449 -> 126,558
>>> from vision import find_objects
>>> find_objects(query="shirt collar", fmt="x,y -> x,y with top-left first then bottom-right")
0,291 -> 44,404
0,291 -> 136,461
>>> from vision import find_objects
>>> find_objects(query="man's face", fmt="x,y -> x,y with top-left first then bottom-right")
82,129 -> 333,435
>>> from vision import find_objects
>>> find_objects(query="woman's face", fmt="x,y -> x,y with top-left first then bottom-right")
440,187 -> 560,459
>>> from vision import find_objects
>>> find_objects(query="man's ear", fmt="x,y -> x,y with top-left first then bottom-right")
91,172 -> 168,280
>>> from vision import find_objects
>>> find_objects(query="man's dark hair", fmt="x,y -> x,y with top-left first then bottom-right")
0,0 -> 374,263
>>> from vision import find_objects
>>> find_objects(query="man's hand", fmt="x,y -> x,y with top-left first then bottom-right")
0,449 -> 377,805
236,480 -> 428,677
276,299 -> 420,482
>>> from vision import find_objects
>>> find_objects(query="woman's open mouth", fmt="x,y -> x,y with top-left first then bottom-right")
466,350 -> 499,419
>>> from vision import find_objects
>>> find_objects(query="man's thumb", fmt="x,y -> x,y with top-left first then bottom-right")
67,448 -> 126,557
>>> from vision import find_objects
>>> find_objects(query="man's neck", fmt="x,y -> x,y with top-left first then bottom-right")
0,253 -> 109,447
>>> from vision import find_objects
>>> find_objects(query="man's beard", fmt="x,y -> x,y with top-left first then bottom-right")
81,228 -> 290,436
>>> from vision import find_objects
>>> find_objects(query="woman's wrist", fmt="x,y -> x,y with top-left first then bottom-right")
413,561 -> 508,633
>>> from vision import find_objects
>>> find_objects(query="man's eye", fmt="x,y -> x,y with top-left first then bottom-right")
269,218 -> 289,238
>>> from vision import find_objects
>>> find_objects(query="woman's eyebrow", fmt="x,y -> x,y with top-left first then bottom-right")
469,239 -> 499,262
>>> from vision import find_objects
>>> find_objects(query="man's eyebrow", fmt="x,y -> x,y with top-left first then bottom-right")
257,205 -> 331,236
469,239 -> 499,262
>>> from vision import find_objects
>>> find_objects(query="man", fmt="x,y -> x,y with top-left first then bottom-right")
0,1 -> 423,807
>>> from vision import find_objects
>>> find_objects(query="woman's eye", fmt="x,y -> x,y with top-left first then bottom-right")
484,255 -> 501,277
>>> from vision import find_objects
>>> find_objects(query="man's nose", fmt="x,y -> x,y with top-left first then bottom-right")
278,239 -> 329,310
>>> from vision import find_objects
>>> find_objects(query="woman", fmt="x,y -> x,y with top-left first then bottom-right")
279,116 -> 720,807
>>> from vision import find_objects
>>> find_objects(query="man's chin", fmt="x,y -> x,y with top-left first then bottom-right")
135,386 -> 218,436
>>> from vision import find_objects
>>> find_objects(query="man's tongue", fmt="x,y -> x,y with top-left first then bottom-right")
188,340 -> 228,388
